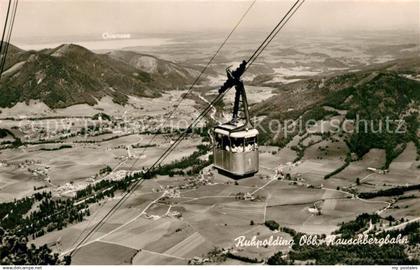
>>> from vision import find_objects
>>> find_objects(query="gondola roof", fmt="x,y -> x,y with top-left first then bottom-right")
214,124 -> 259,138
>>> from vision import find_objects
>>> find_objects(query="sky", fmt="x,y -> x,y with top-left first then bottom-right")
0,0 -> 419,43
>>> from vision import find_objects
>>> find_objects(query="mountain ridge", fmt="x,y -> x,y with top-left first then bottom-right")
252,65 -> 420,169
0,43 -> 198,108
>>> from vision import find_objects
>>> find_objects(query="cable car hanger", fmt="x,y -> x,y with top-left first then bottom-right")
218,60 -> 253,132
216,0 -> 305,132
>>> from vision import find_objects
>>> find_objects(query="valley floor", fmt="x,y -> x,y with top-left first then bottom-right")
25,142 -> 419,265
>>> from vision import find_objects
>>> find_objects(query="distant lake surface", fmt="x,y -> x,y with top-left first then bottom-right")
15,37 -> 178,52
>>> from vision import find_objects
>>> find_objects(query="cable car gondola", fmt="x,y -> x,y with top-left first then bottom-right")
212,61 -> 259,177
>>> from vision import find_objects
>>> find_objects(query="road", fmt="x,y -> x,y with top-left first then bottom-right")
378,216 -> 420,234
197,93 -> 217,122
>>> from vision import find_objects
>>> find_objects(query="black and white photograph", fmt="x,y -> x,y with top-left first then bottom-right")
0,0 -> 419,267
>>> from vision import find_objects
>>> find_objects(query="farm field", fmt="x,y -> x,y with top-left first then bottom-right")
31,147 -> 409,265
3,98 -> 419,265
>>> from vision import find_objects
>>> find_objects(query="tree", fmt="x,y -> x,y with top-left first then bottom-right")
264,220 -> 279,231
267,251 -> 288,265
0,227 -> 70,265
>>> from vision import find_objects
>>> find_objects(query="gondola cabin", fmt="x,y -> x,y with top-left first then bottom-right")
213,123 -> 259,177
212,60 -> 259,178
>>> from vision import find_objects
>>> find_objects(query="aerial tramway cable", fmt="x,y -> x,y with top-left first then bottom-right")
0,0 -> 18,76
0,0 -> 18,74
126,0 -> 257,171
23,0 -> 256,252
68,0 -> 305,257
68,0 -> 257,256
67,79 -> 228,257
0,0 -> 12,59
247,0 -> 305,69
154,0 -> 305,167
246,0 -> 302,66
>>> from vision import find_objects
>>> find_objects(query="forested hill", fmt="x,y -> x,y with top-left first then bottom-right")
252,59 -> 420,168
0,43 -> 198,108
